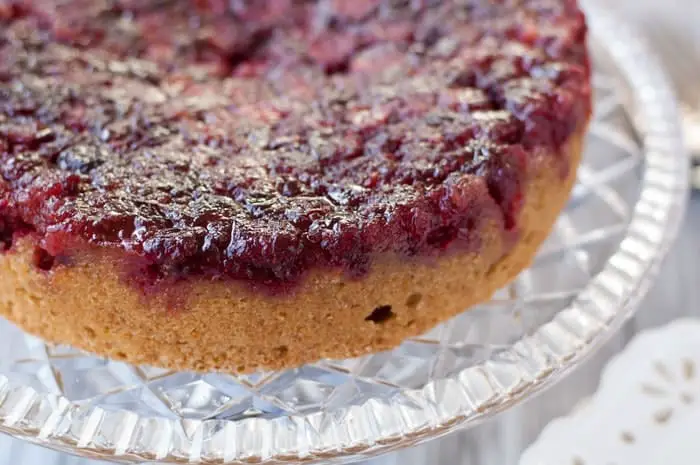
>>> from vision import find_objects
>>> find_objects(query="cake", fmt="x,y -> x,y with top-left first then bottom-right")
0,0 -> 591,373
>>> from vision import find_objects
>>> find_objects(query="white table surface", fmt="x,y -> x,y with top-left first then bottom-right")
1,1 -> 697,464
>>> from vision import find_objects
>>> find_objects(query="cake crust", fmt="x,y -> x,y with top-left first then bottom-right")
0,131 -> 584,373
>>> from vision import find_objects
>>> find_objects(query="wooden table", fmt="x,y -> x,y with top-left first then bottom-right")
1,1 -> 696,463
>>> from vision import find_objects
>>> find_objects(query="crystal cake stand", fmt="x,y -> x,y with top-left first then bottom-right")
0,5 -> 688,464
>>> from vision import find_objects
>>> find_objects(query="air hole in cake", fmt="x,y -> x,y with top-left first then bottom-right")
365,305 -> 395,324
273,345 -> 289,358
405,293 -> 423,308
33,247 -> 56,271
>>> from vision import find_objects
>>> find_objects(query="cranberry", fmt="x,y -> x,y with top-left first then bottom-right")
0,0 -> 591,290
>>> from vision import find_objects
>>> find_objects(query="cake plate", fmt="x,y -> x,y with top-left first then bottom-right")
0,4 -> 687,464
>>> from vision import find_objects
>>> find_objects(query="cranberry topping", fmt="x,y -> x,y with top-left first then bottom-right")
0,0 -> 591,288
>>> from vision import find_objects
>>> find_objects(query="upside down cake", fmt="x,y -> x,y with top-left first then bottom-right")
0,0 -> 591,372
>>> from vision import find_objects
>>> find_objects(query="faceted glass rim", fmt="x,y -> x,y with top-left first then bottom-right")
0,4 -> 689,463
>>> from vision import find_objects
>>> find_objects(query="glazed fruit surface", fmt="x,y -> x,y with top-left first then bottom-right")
0,0 -> 590,288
